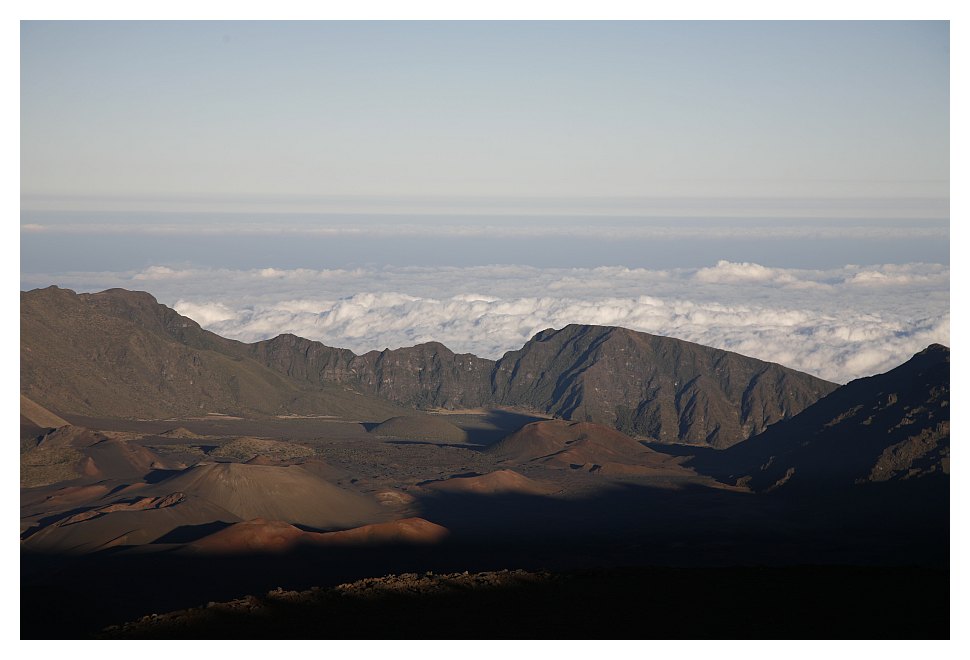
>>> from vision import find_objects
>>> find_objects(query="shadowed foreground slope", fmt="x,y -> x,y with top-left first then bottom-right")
99,566 -> 947,640
21,465 -> 948,639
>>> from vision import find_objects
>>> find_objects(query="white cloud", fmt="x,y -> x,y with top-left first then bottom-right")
843,263 -> 950,287
694,260 -> 799,285
171,300 -> 236,326
133,265 -> 192,280
23,261 -> 949,384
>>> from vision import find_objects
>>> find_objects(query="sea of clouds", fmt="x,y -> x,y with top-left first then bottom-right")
24,260 -> 949,384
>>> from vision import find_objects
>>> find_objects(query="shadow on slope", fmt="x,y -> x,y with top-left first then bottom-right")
459,410 -> 553,446
368,409 -> 552,447
22,472 -> 948,638
717,344 -> 949,492
97,565 -> 948,640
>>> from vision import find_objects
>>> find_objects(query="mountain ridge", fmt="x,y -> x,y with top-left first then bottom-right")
248,321 -> 837,447
22,286 -> 836,447
20,286 -> 410,422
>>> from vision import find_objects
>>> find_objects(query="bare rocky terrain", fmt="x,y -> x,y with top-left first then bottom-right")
20,286 -> 411,421
249,323 -> 837,448
721,343 -> 950,491
19,286 -> 949,639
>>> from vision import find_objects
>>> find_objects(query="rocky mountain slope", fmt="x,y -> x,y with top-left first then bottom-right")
21,286 -> 408,421
251,324 -> 836,447
721,344 -> 949,491
22,287 -> 835,447
248,334 -> 494,410
492,325 -> 835,447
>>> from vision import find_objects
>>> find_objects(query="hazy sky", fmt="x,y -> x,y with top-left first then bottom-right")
21,20 -> 949,205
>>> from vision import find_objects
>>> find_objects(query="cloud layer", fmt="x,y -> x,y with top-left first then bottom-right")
20,218 -> 948,241
23,261 -> 949,384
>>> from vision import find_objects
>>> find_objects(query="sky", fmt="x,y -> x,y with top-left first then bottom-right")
18,20 -> 951,384
21,20 -> 948,203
